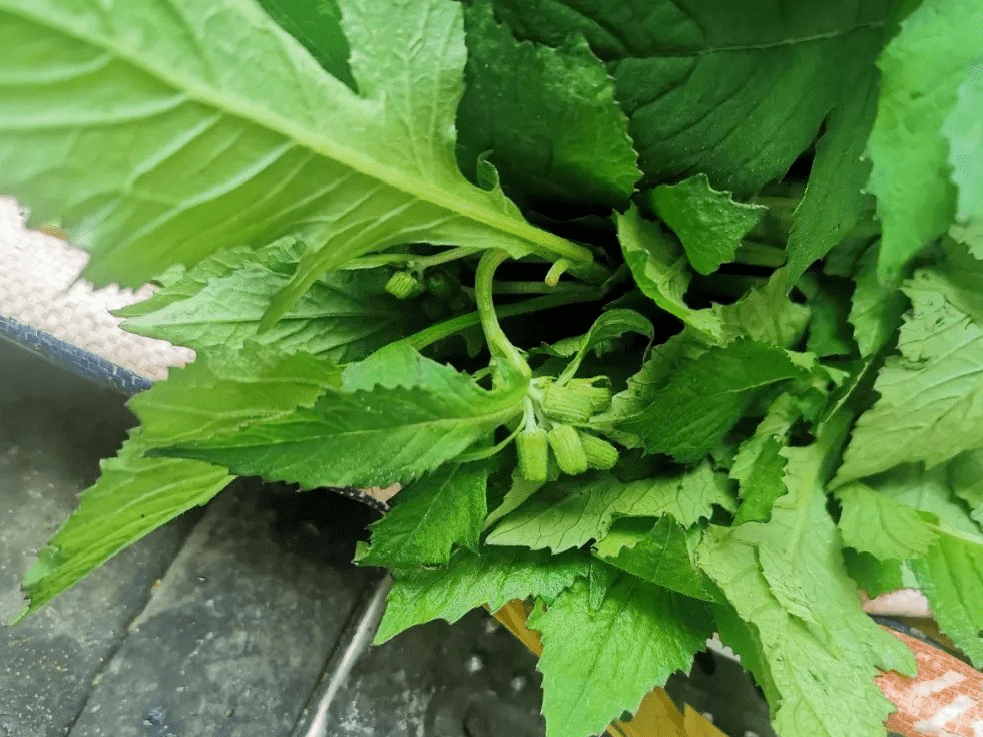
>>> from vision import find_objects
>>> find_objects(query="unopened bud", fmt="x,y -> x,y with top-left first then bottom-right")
578,432 -> 620,470
385,271 -> 423,299
548,424 -> 588,476
516,428 -> 549,482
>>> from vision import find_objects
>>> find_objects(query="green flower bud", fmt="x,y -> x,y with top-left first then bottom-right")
578,432 -> 620,470
516,428 -> 549,482
385,271 -> 423,299
567,379 -> 612,413
541,383 -> 595,424
548,424 -> 588,476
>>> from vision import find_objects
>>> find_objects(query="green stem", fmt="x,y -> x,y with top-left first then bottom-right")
474,250 -> 531,380
468,281 -> 600,296
340,246 -> 481,271
734,240 -> 788,268
403,288 -> 606,352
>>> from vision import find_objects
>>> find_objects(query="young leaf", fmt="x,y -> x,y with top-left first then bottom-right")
867,0 -> 983,278
17,434 -> 233,619
616,339 -> 806,463
697,442 -> 916,737
157,344 -> 527,487
374,546 -> 590,644
836,482 -> 937,561
355,462 -> 489,568
528,577 -> 712,737
490,0 -> 893,198
732,436 -> 788,526
647,174 -> 765,275
0,0 -> 588,302
617,206 -> 725,343
593,517 -> 720,602
486,463 -> 733,552
837,276 -> 983,482
117,238 -> 417,361
457,0 -> 640,210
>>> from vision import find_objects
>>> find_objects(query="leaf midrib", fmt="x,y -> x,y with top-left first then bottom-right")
3,2 -> 587,261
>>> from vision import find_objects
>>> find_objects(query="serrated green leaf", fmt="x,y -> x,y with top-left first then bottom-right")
848,244 -> 908,357
698,441 -> 916,737
528,577 -> 712,737
356,462 -> 489,568
593,517 -> 720,602
374,546 -> 590,644
912,534 -> 983,668
157,344 -> 527,487
131,345 -> 342,445
617,206 -> 725,343
554,308 -> 653,383
617,339 -> 806,463
861,460 -> 983,666
648,174 -> 765,275
784,46 -> 882,286
486,463 -> 733,552
490,0 -> 892,199
17,433 -> 233,619
837,276 -> 983,482
0,0 -> 588,307
868,0 -> 983,278
117,238 -> 417,361
119,236 -> 411,354
836,482 -> 937,560
255,0 -> 356,89
732,436 -> 788,525
457,0 -> 639,211
943,62 -> 983,231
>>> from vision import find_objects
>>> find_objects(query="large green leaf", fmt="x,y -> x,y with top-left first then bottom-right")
0,0 -> 589,309
16,434 -> 233,620
116,237 -> 418,361
374,546 -> 590,644
944,63 -> 983,241
837,272 -> 983,483
356,462 -> 489,568
457,0 -> 639,210
647,174 -> 764,275
486,463 -> 733,552
489,0 -> 892,197
158,344 -> 528,487
784,46 -> 882,286
617,339 -> 806,463
528,577 -> 712,737
867,0 -> 983,278
697,442 -> 916,737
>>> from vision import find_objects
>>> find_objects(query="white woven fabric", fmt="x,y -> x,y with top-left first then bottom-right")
0,197 -> 193,381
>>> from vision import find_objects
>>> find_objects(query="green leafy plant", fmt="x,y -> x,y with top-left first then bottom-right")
3,0 -> 981,735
